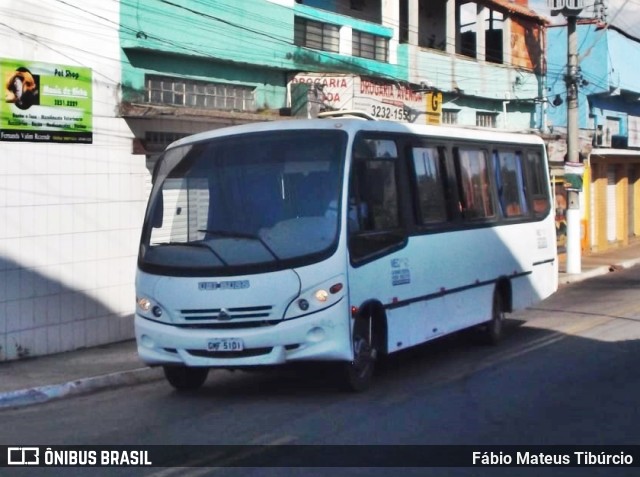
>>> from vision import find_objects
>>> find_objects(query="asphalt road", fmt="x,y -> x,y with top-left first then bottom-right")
3,266 -> 640,476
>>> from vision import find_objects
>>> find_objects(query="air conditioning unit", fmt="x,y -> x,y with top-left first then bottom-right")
611,135 -> 628,149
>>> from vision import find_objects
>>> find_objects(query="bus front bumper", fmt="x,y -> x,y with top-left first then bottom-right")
135,310 -> 352,368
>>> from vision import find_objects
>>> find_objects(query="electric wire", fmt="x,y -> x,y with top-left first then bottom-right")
3,0 -> 631,133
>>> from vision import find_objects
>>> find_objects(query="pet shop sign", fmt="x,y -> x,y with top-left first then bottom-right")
1,58 -> 92,143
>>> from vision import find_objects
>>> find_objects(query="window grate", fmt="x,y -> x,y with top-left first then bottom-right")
146,75 -> 256,111
144,131 -> 189,153
476,112 -> 497,128
294,17 -> 339,53
352,30 -> 388,62
442,110 -> 459,125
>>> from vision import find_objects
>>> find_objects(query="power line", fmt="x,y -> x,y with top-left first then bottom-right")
4,0 -> 555,120
122,0 -> 547,84
579,0 -> 633,61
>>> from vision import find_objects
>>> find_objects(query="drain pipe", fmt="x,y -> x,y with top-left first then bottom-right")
503,96 -> 510,129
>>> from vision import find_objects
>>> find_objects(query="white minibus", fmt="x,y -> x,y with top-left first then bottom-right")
135,116 -> 557,391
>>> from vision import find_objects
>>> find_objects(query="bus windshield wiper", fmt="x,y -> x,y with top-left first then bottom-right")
159,241 -> 228,266
198,229 -> 281,261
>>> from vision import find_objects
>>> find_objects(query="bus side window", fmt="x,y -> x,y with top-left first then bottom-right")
494,150 -> 529,218
454,147 -> 496,220
348,139 -> 404,261
350,160 -> 400,232
525,150 -> 551,217
411,146 -> 448,224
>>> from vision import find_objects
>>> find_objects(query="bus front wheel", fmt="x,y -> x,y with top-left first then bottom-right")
163,365 -> 209,390
340,318 -> 377,392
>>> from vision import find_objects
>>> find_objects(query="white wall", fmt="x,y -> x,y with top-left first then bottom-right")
0,0 -> 149,360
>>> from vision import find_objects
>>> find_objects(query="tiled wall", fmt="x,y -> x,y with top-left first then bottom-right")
0,0 -> 150,360
0,118 -> 149,360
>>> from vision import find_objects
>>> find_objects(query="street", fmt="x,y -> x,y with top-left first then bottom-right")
3,265 -> 640,476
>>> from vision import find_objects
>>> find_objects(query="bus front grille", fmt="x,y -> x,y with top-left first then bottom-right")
178,305 -> 275,324
177,320 -> 280,330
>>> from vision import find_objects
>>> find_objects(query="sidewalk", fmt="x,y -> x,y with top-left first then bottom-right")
557,239 -> 640,284
0,340 -> 163,410
2,243 -> 640,410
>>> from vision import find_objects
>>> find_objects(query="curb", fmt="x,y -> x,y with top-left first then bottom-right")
559,266 -> 610,285
620,257 -> 640,270
559,258 -> 640,285
0,367 -> 164,410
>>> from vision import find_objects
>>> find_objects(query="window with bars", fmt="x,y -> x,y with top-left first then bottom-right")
294,17 -> 340,53
352,30 -> 388,62
145,131 -> 189,153
442,110 -> 459,125
476,112 -> 497,128
145,75 -> 256,111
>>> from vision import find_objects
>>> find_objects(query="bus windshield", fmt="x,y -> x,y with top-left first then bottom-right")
139,129 -> 347,275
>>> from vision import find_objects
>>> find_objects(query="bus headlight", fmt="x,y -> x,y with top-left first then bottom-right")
137,297 -> 152,312
285,275 -> 346,319
137,296 -> 165,320
314,289 -> 329,302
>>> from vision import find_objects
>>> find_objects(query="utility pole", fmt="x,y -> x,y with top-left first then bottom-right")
565,13 -> 581,274
549,0 -> 584,274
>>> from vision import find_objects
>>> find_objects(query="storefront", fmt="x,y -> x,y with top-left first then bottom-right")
587,149 -> 640,253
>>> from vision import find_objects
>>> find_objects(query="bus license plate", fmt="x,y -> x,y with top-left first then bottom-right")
207,338 -> 244,352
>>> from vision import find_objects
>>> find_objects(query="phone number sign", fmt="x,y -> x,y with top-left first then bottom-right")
290,73 -> 426,123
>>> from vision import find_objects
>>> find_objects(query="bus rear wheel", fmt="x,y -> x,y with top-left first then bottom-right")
163,365 -> 209,390
484,290 -> 505,345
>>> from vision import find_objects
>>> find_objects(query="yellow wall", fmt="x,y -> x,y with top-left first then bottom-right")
588,155 -> 640,253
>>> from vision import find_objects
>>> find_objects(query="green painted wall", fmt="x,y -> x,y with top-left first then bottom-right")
120,0 -> 407,110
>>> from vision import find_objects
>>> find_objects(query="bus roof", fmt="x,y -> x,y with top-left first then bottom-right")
167,118 -> 546,151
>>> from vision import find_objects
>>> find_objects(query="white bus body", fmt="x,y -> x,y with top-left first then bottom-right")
135,118 -> 557,391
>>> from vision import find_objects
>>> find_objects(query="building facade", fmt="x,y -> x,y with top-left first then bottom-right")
403,0 -> 547,131
546,20 -> 640,254
120,0 -> 549,169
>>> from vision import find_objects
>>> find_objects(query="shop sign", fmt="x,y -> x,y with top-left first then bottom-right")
2,58 -> 92,143
290,73 -> 425,123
